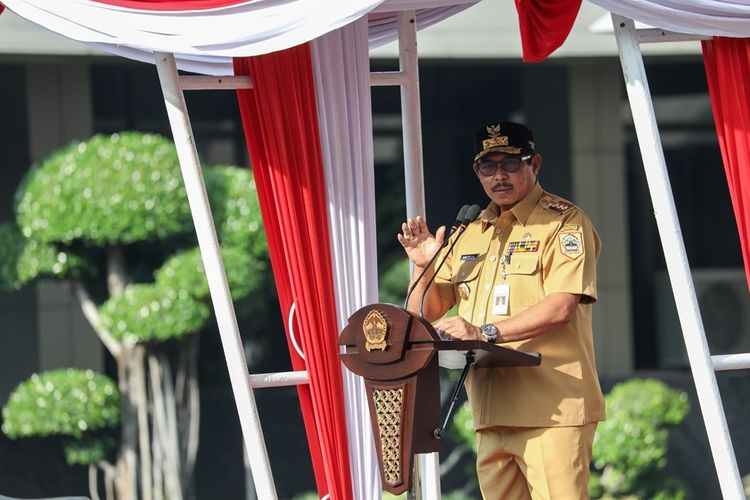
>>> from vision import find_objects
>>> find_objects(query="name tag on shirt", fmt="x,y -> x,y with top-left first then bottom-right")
460,253 -> 479,261
492,284 -> 510,316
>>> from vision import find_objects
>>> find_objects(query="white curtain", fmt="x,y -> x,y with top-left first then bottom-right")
589,0 -> 750,37
310,18 -> 382,500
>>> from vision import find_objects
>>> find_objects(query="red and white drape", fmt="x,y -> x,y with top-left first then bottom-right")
703,37 -> 750,292
233,21 -> 383,495
1,0 -> 477,74
234,46 -> 356,499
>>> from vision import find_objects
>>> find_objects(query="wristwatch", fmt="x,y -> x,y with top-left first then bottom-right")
480,323 -> 498,343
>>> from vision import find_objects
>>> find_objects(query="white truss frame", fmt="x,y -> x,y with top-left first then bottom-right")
612,14 -> 745,499
153,10 -> 442,499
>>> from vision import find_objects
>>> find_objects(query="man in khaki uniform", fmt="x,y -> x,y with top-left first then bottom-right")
399,121 -> 605,499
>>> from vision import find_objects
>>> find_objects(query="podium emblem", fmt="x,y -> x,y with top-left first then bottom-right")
363,309 -> 389,351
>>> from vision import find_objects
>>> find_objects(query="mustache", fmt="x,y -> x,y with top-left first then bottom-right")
491,182 -> 512,190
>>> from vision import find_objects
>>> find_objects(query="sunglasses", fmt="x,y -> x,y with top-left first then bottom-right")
475,155 -> 532,176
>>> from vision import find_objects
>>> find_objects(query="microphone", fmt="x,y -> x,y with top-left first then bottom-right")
403,205 -> 470,310
418,204 -> 481,319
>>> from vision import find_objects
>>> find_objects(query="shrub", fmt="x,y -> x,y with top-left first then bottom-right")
2,368 -> 120,439
590,378 -> 690,499
2,369 -> 121,467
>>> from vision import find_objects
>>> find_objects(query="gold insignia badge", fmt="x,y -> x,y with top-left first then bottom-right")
559,231 -> 584,259
363,309 -> 389,351
458,282 -> 470,300
482,123 -> 510,150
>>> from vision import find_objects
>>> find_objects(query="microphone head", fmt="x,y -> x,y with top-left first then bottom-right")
455,204 -> 470,225
462,204 -> 482,224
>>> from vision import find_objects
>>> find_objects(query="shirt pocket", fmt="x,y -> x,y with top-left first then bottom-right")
453,258 -> 482,317
505,253 -> 541,307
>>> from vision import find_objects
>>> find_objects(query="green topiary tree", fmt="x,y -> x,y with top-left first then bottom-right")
0,133 -> 268,500
589,378 -> 691,499
2,369 -> 120,465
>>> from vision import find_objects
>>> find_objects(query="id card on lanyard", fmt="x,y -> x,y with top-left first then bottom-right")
492,283 -> 510,315
493,251 -> 512,316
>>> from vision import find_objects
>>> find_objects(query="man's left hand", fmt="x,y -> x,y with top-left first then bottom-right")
434,316 -> 481,341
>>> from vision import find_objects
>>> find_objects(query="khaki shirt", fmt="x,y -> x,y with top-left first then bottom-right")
435,183 -> 605,428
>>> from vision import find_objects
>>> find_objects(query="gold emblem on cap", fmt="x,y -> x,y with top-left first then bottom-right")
458,283 -> 470,300
483,123 -> 509,150
363,309 -> 389,351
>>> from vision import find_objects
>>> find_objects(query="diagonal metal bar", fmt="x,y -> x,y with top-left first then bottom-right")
612,15 -> 744,500
154,51 -> 277,500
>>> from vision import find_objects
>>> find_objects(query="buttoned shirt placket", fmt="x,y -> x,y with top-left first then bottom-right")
474,211 -> 515,325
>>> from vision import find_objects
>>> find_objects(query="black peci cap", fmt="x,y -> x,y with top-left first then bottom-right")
473,121 -> 535,162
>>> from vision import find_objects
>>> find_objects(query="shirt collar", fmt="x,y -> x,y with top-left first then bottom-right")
481,182 -> 543,231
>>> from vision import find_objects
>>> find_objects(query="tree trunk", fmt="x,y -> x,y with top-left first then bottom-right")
149,353 -> 184,500
107,244 -> 129,296
89,464 -> 100,500
118,346 -> 139,500
99,461 -> 116,500
70,245 -> 202,500
134,345 -> 153,500
180,333 -> 200,499
110,244 -> 137,500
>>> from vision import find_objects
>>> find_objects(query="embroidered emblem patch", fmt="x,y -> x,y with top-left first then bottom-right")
458,282 -> 470,300
460,253 -> 479,261
559,231 -> 584,259
542,198 -> 574,214
508,240 -> 540,253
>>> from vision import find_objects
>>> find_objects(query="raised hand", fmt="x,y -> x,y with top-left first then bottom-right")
397,215 -> 446,268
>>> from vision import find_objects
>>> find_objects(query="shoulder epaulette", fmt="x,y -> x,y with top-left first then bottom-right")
541,197 -> 575,215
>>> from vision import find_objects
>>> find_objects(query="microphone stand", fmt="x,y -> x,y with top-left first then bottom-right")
417,204 -> 481,318
403,205 -> 468,310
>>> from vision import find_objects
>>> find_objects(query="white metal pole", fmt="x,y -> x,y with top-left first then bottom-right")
417,453 -> 441,499
712,353 -> 750,372
370,71 -> 409,87
249,371 -> 309,388
611,16 -> 744,499
399,10 -> 426,220
396,10 -> 441,499
179,75 -> 252,91
154,52 -> 278,500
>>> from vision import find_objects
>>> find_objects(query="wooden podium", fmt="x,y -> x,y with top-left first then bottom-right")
339,303 -> 540,495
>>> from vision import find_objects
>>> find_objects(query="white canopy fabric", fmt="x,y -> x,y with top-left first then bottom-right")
1,0 -> 477,75
310,19 -> 381,498
590,0 -> 750,37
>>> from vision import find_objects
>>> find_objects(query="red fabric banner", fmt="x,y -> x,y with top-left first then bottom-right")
233,47 -> 353,500
515,0 -> 582,62
0,3 -> 5,15
93,0 -> 245,11
702,37 -> 750,292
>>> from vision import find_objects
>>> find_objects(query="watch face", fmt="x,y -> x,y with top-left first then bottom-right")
481,324 -> 497,342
